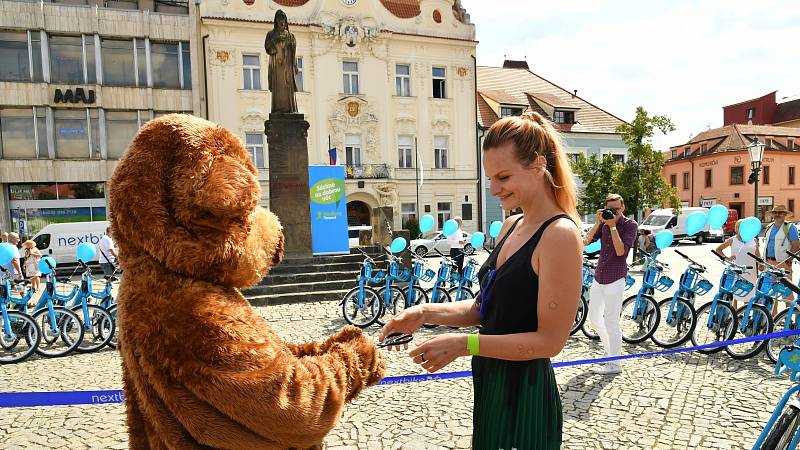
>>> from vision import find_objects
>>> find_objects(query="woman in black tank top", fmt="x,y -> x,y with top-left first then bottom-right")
380,113 -> 583,449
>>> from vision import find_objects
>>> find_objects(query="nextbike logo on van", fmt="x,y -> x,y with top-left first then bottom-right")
57,233 -> 105,247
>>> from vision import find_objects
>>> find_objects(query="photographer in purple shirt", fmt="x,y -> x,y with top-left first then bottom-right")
583,194 -> 638,375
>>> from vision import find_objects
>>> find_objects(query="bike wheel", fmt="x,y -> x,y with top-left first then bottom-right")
691,301 -> 737,354
0,312 -> 41,364
70,304 -> 115,353
571,296 -> 588,336
422,287 -> 452,329
651,298 -> 696,348
341,286 -> 381,328
446,287 -> 476,302
620,295 -> 660,344
32,307 -> 84,358
761,405 -> 800,450
726,303 -> 773,360
106,305 -> 119,349
374,286 -> 407,327
766,309 -> 800,363
581,291 -> 600,340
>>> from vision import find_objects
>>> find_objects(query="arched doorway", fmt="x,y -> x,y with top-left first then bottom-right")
347,201 -> 371,226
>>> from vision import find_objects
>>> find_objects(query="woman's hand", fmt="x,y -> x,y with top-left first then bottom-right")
379,306 -> 425,351
409,333 -> 468,373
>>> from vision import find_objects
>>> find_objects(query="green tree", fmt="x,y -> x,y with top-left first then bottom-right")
615,107 -> 681,218
571,153 -> 623,215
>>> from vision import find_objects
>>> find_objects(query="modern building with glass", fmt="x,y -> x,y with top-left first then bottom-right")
0,0 -> 200,236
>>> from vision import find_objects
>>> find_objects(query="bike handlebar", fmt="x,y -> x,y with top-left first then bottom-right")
780,277 -> 800,296
675,250 -> 706,271
787,249 -> 800,263
748,252 -> 786,274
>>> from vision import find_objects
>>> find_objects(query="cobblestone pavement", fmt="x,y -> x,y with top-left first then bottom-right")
0,242 -> 796,449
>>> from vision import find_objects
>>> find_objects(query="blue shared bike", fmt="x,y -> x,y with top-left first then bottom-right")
422,248 -> 457,329
620,250 -> 671,344
577,258 -> 635,339
373,248 -> 412,326
0,267 -> 40,364
57,261 -> 116,353
767,250 -> 800,363
649,250 -> 708,348
341,249 -> 386,328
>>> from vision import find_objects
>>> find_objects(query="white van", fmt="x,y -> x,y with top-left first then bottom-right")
30,221 -> 109,265
640,207 -> 710,244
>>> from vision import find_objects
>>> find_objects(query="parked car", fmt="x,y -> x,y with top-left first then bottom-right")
348,225 -> 371,248
409,231 -> 474,257
30,221 -> 109,265
639,207 -> 710,244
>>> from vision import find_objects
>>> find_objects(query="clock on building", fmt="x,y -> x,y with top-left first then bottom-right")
342,0 -> 356,6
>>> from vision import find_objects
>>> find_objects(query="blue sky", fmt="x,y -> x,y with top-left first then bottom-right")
461,0 -> 800,151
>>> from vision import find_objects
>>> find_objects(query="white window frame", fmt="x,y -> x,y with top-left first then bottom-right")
296,56 -> 303,92
437,202 -> 451,227
245,133 -> 266,169
345,133 -> 361,166
432,66 -> 446,99
500,106 -> 523,117
434,136 -> 448,169
396,64 -> 411,97
398,135 -> 413,168
243,54 -> 261,90
401,202 -> 416,228
343,61 -> 359,95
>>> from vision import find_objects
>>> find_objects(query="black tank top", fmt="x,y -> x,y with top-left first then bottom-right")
478,214 -> 573,334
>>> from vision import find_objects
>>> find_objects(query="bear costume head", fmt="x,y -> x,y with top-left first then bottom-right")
109,114 -> 384,450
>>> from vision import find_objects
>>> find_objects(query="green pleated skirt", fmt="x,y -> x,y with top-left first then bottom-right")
471,356 -> 562,449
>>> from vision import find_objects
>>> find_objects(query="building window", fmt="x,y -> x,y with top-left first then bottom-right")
501,106 -> 523,117
763,165 -> 770,185
437,202 -> 451,226
102,38 -> 136,86
789,139 -> 795,150
243,54 -> 261,90
553,110 -> 575,124
345,134 -> 361,165
730,166 -> 744,185
700,143 -> 708,153
0,108 -> 37,159
434,136 -> 448,168
746,108 -> 755,120
54,109 -> 90,159
705,169 -> 712,188
567,153 -> 580,165
398,135 -> 413,168
462,203 -> 473,221
0,31 -> 42,82
343,61 -> 359,95
106,111 -> 140,159
790,199 -> 796,216
105,0 -> 138,9
396,64 -> 411,97
766,138 -> 774,149
610,154 -> 625,165
296,56 -> 303,91
401,202 -> 416,228
790,167 -> 796,185
432,66 -> 446,99
684,146 -> 691,157
151,42 -> 181,89
671,149 -> 677,159
154,0 -> 188,14
181,42 -> 192,89
50,35 -> 88,84
682,172 -> 690,190
245,133 -> 266,169
670,174 -> 677,187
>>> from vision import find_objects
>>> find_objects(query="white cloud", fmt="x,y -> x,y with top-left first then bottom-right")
462,0 -> 800,150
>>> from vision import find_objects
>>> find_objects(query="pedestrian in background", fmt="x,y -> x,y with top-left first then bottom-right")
447,216 -> 466,274
764,205 -> 799,314
1,231 -> 8,243
716,219 -> 760,311
22,240 -> 42,295
97,227 -> 118,276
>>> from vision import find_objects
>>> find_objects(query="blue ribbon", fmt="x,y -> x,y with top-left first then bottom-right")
3,328 -> 800,408
478,269 -> 496,319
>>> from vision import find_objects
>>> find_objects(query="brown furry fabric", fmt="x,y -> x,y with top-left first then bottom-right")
108,114 -> 385,449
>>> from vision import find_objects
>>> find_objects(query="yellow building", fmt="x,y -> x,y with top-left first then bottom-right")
200,0 -> 479,232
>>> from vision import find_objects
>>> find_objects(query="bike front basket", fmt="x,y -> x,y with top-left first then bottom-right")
694,278 -> 713,296
732,278 -> 754,297
625,274 -> 635,290
420,268 -> 436,283
654,275 -> 674,292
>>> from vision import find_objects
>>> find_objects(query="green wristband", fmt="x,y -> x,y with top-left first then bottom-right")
467,333 -> 480,356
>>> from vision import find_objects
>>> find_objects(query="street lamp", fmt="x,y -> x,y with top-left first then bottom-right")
747,137 -> 766,220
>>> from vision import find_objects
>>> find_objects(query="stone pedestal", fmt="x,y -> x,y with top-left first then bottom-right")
265,113 -> 312,256
371,206 -> 395,247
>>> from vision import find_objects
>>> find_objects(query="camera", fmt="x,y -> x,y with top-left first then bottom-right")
601,208 -> 618,220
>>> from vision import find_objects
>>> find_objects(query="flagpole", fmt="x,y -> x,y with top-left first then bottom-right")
415,136 -> 420,223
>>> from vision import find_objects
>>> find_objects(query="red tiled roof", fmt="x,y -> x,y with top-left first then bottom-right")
477,95 -> 498,129
272,0 -> 309,6
478,89 -> 527,106
380,0 -> 420,19
774,98 -> 800,125
527,92 -> 581,109
477,65 -> 625,134
669,123 -> 800,157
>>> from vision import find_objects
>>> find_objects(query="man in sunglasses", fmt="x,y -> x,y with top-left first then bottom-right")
583,193 -> 638,375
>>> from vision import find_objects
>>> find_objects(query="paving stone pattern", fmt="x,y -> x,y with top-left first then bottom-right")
0,243 -> 794,449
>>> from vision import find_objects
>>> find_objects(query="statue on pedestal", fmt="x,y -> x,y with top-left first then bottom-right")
264,9 -> 298,114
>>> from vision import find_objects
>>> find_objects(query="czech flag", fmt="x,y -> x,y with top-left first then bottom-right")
328,148 -> 337,165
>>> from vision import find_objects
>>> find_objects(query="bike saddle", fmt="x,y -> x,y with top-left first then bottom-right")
57,277 -> 71,283
377,332 -> 413,348
104,276 -> 119,282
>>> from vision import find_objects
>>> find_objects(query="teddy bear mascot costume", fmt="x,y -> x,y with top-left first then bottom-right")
108,114 -> 385,449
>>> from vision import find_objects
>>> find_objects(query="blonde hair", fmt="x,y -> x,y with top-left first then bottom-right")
482,112 -> 579,223
734,219 -> 744,235
22,240 -> 36,249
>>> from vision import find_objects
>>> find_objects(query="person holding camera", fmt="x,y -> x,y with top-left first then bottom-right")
583,194 -> 638,375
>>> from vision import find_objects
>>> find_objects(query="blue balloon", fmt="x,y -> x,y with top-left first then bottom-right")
739,216 -> 762,242
489,221 -> 503,238
443,219 -> 459,238
655,230 -> 674,249
685,211 -> 707,237
708,204 -> 729,229
389,237 -> 407,254
38,256 -> 57,275
0,243 -> 16,266
470,232 -> 486,249
76,242 -> 97,263
419,214 -> 435,234
584,240 -> 601,254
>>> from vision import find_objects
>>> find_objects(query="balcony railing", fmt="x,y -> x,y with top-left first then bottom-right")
345,164 -> 390,179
